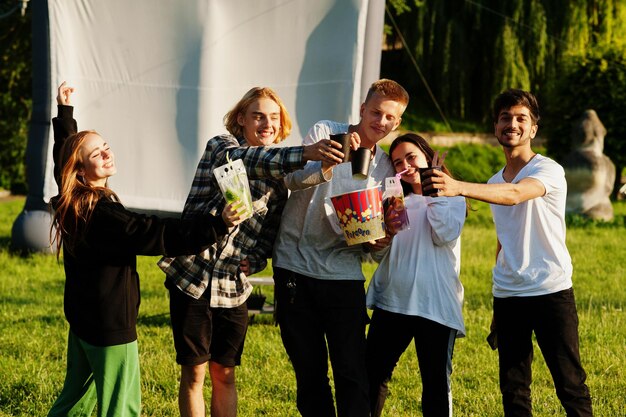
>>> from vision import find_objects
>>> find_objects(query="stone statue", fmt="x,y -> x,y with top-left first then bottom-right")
562,109 -> 615,221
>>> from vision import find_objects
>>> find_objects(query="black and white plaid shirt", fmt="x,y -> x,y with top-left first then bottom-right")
158,134 -> 304,307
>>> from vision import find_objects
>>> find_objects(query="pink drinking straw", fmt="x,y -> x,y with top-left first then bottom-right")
395,168 -> 409,178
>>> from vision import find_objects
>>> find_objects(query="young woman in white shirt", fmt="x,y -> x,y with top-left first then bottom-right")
366,132 -> 467,417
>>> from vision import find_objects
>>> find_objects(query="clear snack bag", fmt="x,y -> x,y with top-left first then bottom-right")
214,153 -> 253,220
383,176 -> 410,232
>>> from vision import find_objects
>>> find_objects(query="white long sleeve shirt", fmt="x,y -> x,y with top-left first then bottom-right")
366,194 -> 467,336
273,120 -> 396,280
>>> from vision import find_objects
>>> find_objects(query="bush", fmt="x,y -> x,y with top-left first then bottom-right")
0,11 -> 31,194
544,46 -> 626,196
382,141 -> 507,184
0,95 -> 30,194
565,213 -> 626,229
443,143 -> 506,183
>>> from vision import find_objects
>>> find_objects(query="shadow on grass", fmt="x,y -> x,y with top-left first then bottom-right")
8,314 -> 65,326
138,313 -> 171,327
248,314 -> 276,326
0,236 -> 53,258
137,312 -> 277,327
0,236 -> 11,250
566,213 -> 626,228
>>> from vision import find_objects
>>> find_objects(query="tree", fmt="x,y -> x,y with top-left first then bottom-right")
381,0 -> 626,131
0,8 -> 31,194
545,47 -> 626,197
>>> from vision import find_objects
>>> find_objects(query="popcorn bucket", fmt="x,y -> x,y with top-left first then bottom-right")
329,186 -> 385,245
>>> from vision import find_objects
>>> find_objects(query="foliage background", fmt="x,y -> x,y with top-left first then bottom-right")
0,10 -> 30,194
382,0 -> 626,189
1,1 -> 626,195
543,47 -> 626,194
383,0 -> 626,122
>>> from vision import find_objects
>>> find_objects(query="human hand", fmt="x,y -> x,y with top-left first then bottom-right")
364,233 -> 392,252
302,139 -> 346,166
324,132 -> 360,170
240,258 -> 250,275
348,131 -> 361,151
57,81 -> 75,106
221,201 -> 247,227
320,137 -> 350,174
422,169 -> 461,197
383,199 -> 402,236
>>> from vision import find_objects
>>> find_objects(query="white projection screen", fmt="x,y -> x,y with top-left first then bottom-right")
43,0 -> 385,213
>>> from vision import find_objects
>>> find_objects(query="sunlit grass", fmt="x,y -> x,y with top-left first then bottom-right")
1,197 -> 624,416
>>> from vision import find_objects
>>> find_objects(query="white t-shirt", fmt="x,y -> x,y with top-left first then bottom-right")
366,194 -> 466,336
273,120 -> 396,280
489,154 -> 573,297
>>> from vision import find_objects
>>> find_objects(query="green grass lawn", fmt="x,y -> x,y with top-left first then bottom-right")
1,197 -> 625,416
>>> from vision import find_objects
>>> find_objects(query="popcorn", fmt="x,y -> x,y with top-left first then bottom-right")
330,187 -> 385,245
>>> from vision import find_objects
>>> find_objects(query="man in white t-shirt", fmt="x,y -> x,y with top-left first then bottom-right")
425,89 -> 593,416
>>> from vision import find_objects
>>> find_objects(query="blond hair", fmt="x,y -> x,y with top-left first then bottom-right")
365,79 -> 409,111
223,87 -> 292,144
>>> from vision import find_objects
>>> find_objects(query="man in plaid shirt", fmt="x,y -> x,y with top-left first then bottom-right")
159,134 -> 305,306
158,87 -> 352,417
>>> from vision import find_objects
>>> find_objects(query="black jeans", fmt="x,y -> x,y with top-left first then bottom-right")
493,288 -> 593,416
366,308 -> 457,417
274,267 -> 370,417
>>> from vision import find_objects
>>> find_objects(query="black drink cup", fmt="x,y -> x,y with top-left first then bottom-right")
351,147 -> 372,180
330,133 -> 352,163
419,166 -> 441,196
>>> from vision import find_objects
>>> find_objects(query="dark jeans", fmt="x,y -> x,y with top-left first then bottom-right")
493,288 -> 593,417
274,267 -> 370,417
366,308 -> 457,417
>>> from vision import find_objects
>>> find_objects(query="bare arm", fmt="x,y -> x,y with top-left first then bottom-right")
426,171 -> 546,205
496,238 -> 501,262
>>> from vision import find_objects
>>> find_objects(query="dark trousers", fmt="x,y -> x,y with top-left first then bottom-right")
274,267 -> 370,417
366,308 -> 457,417
493,288 -> 593,417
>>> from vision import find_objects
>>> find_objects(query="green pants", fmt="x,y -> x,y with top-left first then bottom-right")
47,331 -> 141,417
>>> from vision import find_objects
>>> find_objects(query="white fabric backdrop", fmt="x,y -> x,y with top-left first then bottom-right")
44,0 -> 384,212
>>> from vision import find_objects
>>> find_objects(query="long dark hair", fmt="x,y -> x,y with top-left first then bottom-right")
50,130 -> 119,257
388,133 -> 453,196
388,133 -> 470,215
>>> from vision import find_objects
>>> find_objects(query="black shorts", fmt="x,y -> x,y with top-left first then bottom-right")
167,284 -> 249,367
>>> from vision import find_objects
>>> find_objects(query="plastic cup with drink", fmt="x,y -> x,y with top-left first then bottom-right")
382,176 -> 410,233
419,150 -> 447,197
214,153 -> 254,220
